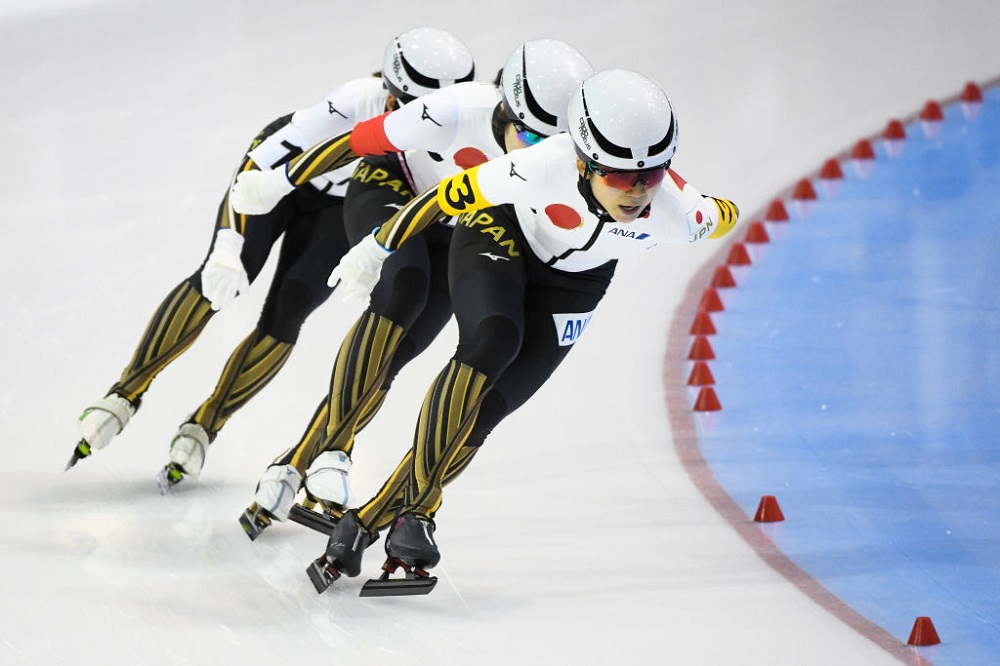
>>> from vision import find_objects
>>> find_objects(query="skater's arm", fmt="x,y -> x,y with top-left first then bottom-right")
375,163 -> 494,250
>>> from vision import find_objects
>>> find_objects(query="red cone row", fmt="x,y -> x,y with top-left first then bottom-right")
682,85 -> 979,653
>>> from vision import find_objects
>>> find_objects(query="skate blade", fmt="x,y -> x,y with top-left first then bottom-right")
360,559 -> 437,597
155,464 -> 184,494
306,555 -> 342,594
359,575 -> 437,597
288,503 -> 340,535
238,506 -> 271,541
64,441 -> 91,471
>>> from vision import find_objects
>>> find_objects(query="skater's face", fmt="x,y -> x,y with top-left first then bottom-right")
579,158 -> 662,223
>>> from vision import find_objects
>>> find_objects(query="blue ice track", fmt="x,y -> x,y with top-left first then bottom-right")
694,84 -> 1000,665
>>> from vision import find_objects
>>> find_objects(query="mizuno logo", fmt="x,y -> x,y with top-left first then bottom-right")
421,104 -> 442,126
327,102 -> 347,118
384,203 -> 405,210
509,163 -> 526,181
480,252 -> 510,262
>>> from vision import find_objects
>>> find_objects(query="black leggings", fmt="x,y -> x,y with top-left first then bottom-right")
449,204 -> 616,446
343,153 -> 455,385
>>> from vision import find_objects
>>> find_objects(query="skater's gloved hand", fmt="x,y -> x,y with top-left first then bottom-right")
229,167 -> 295,215
201,228 -> 250,310
328,230 -> 393,301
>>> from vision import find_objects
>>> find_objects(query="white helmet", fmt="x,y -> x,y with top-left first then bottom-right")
568,69 -> 678,171
500,39 -> 594,137
382,27 -> 475,103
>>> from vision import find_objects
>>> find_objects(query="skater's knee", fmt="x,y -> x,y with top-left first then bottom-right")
373,266 -> 428,325
260,277 -> 321,343
454,315 -> 520,380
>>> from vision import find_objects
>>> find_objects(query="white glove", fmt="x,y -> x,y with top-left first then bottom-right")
229,167 -> 296,215
201,228 -> 250,310
327,231 -> 393,301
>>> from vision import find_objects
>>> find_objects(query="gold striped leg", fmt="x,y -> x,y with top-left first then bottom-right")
191,327 -> 292,438
109,281 -> 215,402
404,360 -> 489,518
280,383 -> 388,474
322,310 -> 405,455
356,439 -> 481,533
357,451 -> 413,532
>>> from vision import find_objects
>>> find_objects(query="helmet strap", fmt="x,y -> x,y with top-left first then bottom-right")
576,172 -> 615,224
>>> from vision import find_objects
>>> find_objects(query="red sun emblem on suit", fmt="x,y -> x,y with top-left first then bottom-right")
545,204 -> 583,229
454,147 -> 489,169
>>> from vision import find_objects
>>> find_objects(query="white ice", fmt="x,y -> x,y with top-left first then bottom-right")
2,1 -> 997,664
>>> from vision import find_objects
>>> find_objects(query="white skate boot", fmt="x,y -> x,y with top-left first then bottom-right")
67,395 -> 136,469
304,450 -> 354,509
157,422 -> 210,493
239,464 -> 303,541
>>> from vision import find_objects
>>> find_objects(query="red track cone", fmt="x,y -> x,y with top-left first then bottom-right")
698,287 -> 725,312
790,179 -> 817,218
711,265 -> 736,288
819,158 -> 844,180
764,199 -> 789,222
689,312 -> 717,335
688,336 -> 715,360
792,178 -> 817,201
961,81 -> 983,119
961,81 -> 983,103
884,119 -> 906,158
687,361 -> 715,386
919,100 -> 943,122
744,221 -> 770,244
818,158 -> 844,198
851,139 -> 875,159
727,243 -> 752,266
753,495 -> 785,522
693,386 -> 721,412
850,139 -> 876,178
907,617 -> 941,646
919,101 -> 944,139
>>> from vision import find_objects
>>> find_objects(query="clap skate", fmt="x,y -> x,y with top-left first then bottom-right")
67,395 -> 136,470
239,464 -> 304,540
288,497 -> 341,536
360,512 -> 439,597
290,450 -> 352,535
155,422 -> 209,493
306,510 -> 376,594
239,502 -> 275,541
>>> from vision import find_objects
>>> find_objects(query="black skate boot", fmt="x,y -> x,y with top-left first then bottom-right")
359,512 -> 439,597
306,510 -> 376,594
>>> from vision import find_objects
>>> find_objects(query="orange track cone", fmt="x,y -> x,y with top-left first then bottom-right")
753,495 -> 785,522
907,617 -> 941,646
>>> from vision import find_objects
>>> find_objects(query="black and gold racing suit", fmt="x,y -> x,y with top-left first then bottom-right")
103,114 -> 351,442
